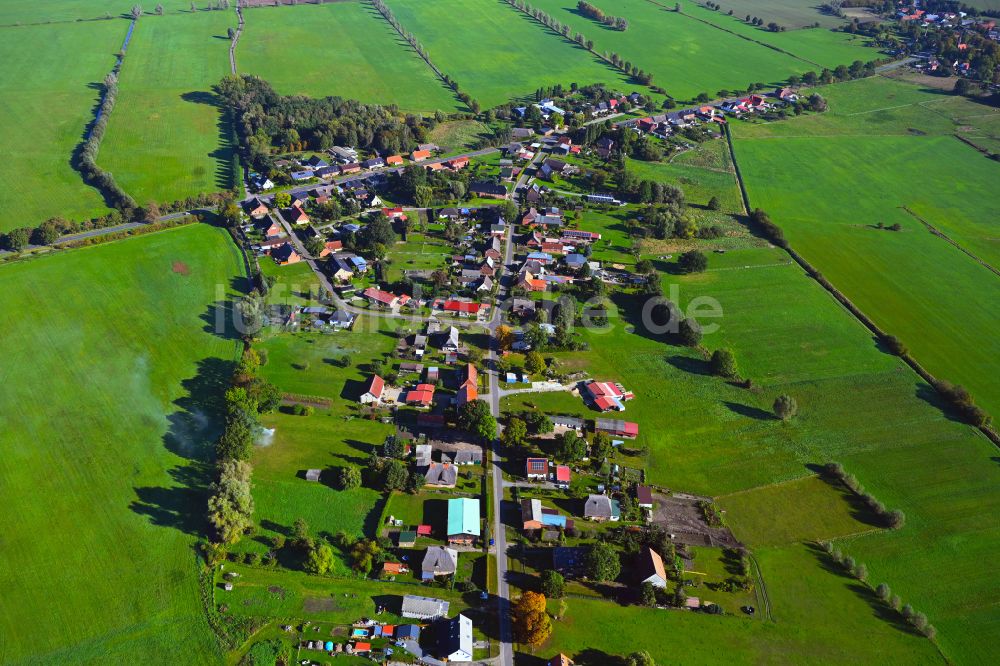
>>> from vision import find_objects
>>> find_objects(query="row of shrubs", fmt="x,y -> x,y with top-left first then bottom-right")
824,462 -> 905,529
819,541 -> 937,639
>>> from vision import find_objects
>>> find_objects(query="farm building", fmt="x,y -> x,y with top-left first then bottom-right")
401,594 -> 451,619
305,469 -> 322,482
398,531 -> 417,547
424,462 -> 458,488
447,498 -> 480,545
584,381 -> 634,412
595,418 -> 639,438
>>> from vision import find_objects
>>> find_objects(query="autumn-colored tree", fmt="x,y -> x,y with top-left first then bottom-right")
513,591 -> 552,646
496,325 -> 515,352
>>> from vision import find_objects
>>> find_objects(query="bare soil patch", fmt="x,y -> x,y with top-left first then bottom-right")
171,260 -> 190,276
650,492 -> 741,549
303,596 -> 336,613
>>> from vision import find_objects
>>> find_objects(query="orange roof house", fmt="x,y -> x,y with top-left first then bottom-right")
386,155 -> 404,166
412,149 -> 431,162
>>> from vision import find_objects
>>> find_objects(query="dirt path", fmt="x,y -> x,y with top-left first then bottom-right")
229,5 -> 244,75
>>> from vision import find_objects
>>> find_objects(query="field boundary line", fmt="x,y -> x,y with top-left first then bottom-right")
714,474 -> 818,501
229,4 -> 243,75
648,1 -> 823,70
365,0 -> 470,112
900,205 -> 1000,279
725,121 -> 1000,447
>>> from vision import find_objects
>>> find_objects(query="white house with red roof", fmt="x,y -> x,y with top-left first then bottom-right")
360,375 -> 385,404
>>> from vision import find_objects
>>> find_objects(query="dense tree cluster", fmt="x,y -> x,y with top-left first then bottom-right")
216,75 -> 434,174
577,1 -> 629,31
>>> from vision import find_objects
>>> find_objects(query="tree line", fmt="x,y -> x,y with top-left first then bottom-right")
368,0 -> 482,113
505,0 -> 653,84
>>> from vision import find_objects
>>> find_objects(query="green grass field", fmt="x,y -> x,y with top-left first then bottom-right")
0,20 -> 124,231
527,0 -> 877,101
0,1 -> 195,25
683,3 -> 878,70
718,475 -> 876,547
237,2 -> 463,113
101,11 -> 237,204
383,0 -> 631,108
686,0 -> 849,29
0,224 -> 244,663
733,78 -> 1000,420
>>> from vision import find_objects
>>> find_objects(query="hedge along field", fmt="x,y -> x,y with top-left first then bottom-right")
101,11 -> 237,205
382,0 -> 631,108
0,224 -> 245,663
237,2 -> 463,113
0,20 -> 124,231
526,0 -> 822,101
683,3 -> 879,70
733,80 -> 1000,419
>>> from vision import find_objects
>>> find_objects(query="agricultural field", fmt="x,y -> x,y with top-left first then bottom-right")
0,224 -> 244,663
527,0 -> 876,101
685,0 -> 850,29
0,19 -> 124,231
429,119 -> 495,153
684,3 -> 879,69
627,144 -> 744,214
101,10 -> 237,204
382,0 -> 632,108
0,0 -> 194,25
384,232 -> 453,283
718,475 -> 878,547
733,77 -> 1000,419
237,2 -> 463,113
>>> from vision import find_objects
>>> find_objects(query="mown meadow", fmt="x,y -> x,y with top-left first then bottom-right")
101,10 -> 238,205
383,0 -> 631,108
0,224 -> 245,663
527,0 -> 878,101
237,2 -> 463,113
733,76 -> 1000,420
0,19 -> 123,231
